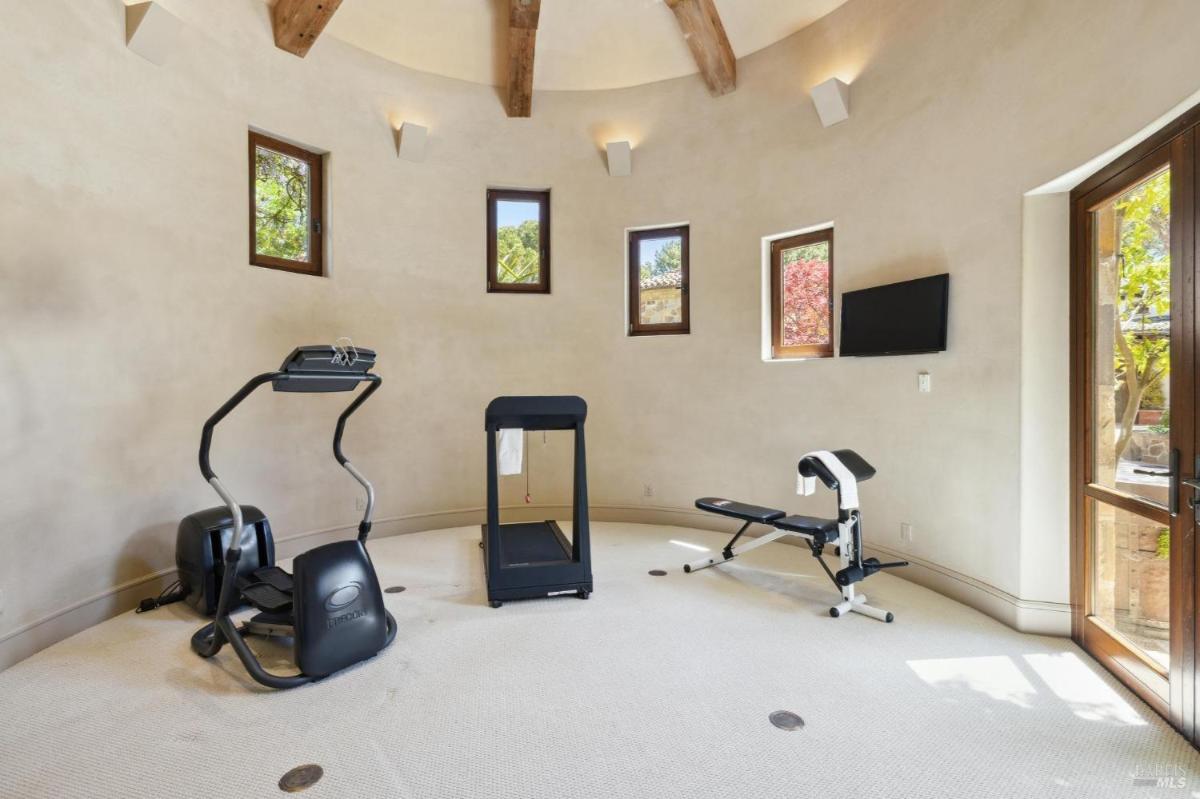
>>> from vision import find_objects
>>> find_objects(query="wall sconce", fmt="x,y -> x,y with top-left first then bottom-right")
810,78 -> 851,128
606,140 -> 632,177
396,122 -> 429,162
125,2 -> 182,66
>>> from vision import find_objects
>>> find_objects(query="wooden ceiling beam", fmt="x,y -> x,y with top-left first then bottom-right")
664,0 -> 736,96
271,0 -> 343,58
505,0 -> 541,118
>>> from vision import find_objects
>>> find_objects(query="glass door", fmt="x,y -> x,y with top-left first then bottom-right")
1072,127 -> 1194,735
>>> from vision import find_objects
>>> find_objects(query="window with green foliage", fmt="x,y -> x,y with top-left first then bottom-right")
628,226 -> 689,335
249,131 -> 324,276
487,189 -> 550,293
1088,164 -> 1171,506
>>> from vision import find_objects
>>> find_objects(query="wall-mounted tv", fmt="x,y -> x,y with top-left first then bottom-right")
839,274 -> 949,357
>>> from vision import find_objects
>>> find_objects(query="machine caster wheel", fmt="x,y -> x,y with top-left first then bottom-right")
834,546 -> 841,557
683,564 -> 692,573
577,590 -> 590,600
479,541 -> 484,549
489,600 -> 503,608
829,607 -> 840,618
885,612 -> 894,623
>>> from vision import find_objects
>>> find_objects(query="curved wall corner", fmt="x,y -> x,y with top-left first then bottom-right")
2,0 -> 1200,667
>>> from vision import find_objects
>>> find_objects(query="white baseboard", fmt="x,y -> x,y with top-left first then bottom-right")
0,503 -> 1069,671
863,541 -> 1071,636
0,503 -> 574,671
597,504 -> 1072,636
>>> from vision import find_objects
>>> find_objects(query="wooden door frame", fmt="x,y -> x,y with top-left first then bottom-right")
1069,106 -> 1200,738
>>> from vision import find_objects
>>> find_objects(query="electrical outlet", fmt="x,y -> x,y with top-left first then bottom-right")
918,372 -> 931,393
900,523 -> 913,544
643,483 -> 654,498
355,497 -> 367,512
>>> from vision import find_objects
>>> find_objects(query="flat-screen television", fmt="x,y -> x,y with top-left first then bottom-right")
839,274 -> 949,357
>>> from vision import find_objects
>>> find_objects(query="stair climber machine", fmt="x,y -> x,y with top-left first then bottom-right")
175,346 -> 397,689
689,449 -> 908,622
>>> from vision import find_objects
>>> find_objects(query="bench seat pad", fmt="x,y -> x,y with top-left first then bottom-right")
774,514 -> 840,545
695,498 -> 786,524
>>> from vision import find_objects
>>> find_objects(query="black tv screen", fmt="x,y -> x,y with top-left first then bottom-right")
839,274 -> 949,357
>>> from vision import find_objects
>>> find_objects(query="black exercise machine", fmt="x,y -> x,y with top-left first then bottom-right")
688,449 -> 907,622
482,396 -> 593,607
177,345 -> 397,689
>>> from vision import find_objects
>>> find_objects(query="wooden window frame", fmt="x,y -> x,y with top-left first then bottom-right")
769,228 -> 834,359
628,225 -> 690,336
248,131 -> 324,276
486,188 -> 550,293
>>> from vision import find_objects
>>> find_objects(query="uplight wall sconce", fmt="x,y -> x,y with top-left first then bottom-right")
125,2 -> 182,66
606,140 -> 632,177
396,122 -> 429,162
811,77 -> 851,128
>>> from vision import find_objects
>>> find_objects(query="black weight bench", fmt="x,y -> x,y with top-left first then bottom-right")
687,450 -> 907,622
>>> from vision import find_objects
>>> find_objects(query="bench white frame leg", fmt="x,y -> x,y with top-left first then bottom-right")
683,527 -> 792,572
686,516 -> 896,623
829,517 -> 894,622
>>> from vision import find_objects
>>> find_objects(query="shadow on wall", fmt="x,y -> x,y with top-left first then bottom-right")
489,0 -> 509,111
118,522 -> 179,590
845,252 -> 950,293
0,341 -> 37,468
0,181 -> 91,462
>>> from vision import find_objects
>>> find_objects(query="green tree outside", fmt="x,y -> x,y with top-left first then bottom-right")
1113,168 -> 1170,461
496,219 -> 541,283
254,148 -> 310,261
639,239 -> 682,284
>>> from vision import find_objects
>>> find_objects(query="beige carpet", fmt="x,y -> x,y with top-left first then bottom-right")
1,522 -> 1197,798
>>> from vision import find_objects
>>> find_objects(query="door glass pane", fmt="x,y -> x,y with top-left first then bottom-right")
1089,166 -> 1171,504
1090,500 -> 1170,669
254,145 -> 311,262
780,240 -> 831,347
495,200 -> 541,284
636,235 -> 683,325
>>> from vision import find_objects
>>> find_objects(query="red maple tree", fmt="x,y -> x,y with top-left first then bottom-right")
781,248 -> 831,346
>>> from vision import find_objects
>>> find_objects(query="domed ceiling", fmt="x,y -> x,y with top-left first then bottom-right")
323,0 -> 849,91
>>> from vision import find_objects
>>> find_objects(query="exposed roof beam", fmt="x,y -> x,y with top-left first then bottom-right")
664,0 -> 736,96
271,0 -> 343,58
506,0 -> 541,118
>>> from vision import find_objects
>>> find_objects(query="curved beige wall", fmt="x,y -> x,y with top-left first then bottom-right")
2,0 -> 1200,663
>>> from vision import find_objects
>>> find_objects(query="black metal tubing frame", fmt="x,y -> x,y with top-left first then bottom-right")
721,521 -> 754,559
191,370 -> 396,689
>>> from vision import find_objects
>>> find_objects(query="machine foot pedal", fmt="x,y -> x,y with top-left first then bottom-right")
241,583 -> 293,613
252,566 -> 293,593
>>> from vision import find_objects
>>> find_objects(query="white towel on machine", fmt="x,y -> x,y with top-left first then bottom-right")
498,428 -> 524,476
797,450 -> 859,510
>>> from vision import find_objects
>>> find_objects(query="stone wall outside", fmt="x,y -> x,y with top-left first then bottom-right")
639,287 -> 682,325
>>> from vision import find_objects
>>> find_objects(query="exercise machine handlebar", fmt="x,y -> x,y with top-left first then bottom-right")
194,366 -> 384,628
